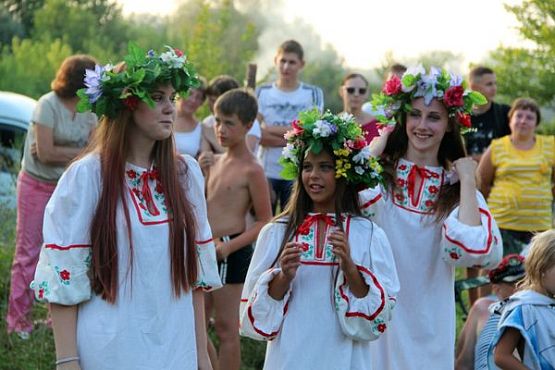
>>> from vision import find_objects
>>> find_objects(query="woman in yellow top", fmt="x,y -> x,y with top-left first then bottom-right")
478,98 -> 555,255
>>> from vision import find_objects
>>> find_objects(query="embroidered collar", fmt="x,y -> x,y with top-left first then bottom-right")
394,159 -> 444,213
126,163 -> 163,217
297,213 -> 336,235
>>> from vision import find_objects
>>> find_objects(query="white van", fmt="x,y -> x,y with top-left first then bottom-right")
0,91 -> 36,207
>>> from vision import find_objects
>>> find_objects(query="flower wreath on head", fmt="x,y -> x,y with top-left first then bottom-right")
76,43 -> 199,118
370,65 -> 487,132
279,109 -> 383,188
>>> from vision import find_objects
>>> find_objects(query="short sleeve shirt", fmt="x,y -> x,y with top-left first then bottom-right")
22,91 -> 97,182
465,102 -> 510,156
256,82 -> 324,179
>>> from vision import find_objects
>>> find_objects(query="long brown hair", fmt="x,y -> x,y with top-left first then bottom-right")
381,106 -> 467,220
273,146 -> 362,264
51,55 -> 97,98
86,98 -> 198,304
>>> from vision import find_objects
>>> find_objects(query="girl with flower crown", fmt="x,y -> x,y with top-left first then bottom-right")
30,45 -> 221,370
239,110 -> 399,370
361,66 -> 503,370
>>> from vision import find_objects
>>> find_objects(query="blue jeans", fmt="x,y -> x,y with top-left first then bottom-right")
268,178 -> 293,214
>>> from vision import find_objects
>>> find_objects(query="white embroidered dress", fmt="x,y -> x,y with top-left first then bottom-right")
31,154 -> 221,370
359,158 -> 503,370
239,214 -> 399,370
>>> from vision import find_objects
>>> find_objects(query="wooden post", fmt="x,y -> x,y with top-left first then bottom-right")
246,63 -> 257,89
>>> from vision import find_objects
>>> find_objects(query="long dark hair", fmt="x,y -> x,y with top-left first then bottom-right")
381,107 -> 467,220
273,146 -> 363,263
85,98 -> 198,304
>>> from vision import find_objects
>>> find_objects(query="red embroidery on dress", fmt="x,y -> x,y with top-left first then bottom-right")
442,208 -> 493,254
45,244 -> 91,250
338,265 -> 386,321
128,188 -> 170,225
139,169 -> 160,216
407,165 -> 433,207
59,270 -> 70,281
361,194 -> 382,209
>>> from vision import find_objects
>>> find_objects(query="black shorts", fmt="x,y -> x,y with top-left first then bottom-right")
218,234 -> 253,284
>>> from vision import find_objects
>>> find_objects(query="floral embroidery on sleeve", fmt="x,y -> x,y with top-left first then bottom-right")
54,266 -> 71,286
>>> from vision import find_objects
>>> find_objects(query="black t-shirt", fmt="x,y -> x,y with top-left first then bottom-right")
465,102 -> 511,156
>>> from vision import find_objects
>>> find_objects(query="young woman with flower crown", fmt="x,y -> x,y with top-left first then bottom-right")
239,110 -> 399,370
361,65 -> 503,370
30,44 -> 221,370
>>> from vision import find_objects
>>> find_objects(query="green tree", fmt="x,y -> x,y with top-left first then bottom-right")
0,37 -> 72,98
32,0 -> 128,57
126,14 -> 173,57
0,3 -> 25,46
1,0 -> 45,36
302,45 -> 346,113
171,0 -> 260,82
491,0 -> 555,106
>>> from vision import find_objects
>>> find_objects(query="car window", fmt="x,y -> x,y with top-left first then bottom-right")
0,124 -> 26,174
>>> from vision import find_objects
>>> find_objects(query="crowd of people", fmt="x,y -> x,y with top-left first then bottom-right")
4,39 -> 555,370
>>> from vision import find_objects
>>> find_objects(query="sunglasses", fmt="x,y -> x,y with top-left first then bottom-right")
345,87 -> 367,95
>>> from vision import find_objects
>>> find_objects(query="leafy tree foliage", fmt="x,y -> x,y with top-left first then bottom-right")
1,0 -> 45,36
0,37 -> 72,98
491,0 -> 555,106
171,0 -> 259,83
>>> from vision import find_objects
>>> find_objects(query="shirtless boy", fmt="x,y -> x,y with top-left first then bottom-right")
205,88 -> 272,370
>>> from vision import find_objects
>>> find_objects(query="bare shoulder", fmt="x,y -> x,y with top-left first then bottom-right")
244,156 -> 266,179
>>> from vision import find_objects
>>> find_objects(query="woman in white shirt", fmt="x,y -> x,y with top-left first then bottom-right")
174,78 -> 207,157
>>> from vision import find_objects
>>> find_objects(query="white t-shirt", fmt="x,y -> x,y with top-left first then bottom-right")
22,91 -> 97,182
256,82 -> 324,179
174,123 -> 202,157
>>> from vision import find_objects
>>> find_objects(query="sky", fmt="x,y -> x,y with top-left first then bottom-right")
119,0 -> 526,71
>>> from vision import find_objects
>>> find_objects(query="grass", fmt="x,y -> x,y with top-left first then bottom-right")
0,203 -> 467,370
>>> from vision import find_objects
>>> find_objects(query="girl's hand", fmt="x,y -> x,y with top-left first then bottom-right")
453,157 -> 478,185
329,230 -> 356,273
369,125 -> 394,157
279,242 -> 302,281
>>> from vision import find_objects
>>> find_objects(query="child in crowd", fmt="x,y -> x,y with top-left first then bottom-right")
199,75 -> 261,171
257,40 -> 324,213
455,254 -> 525,370
491,230 -> 555,370
240,110 -> 399,369
363,65 -> 503,370
30,44 -> 220,370
205,88 -> 272,370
